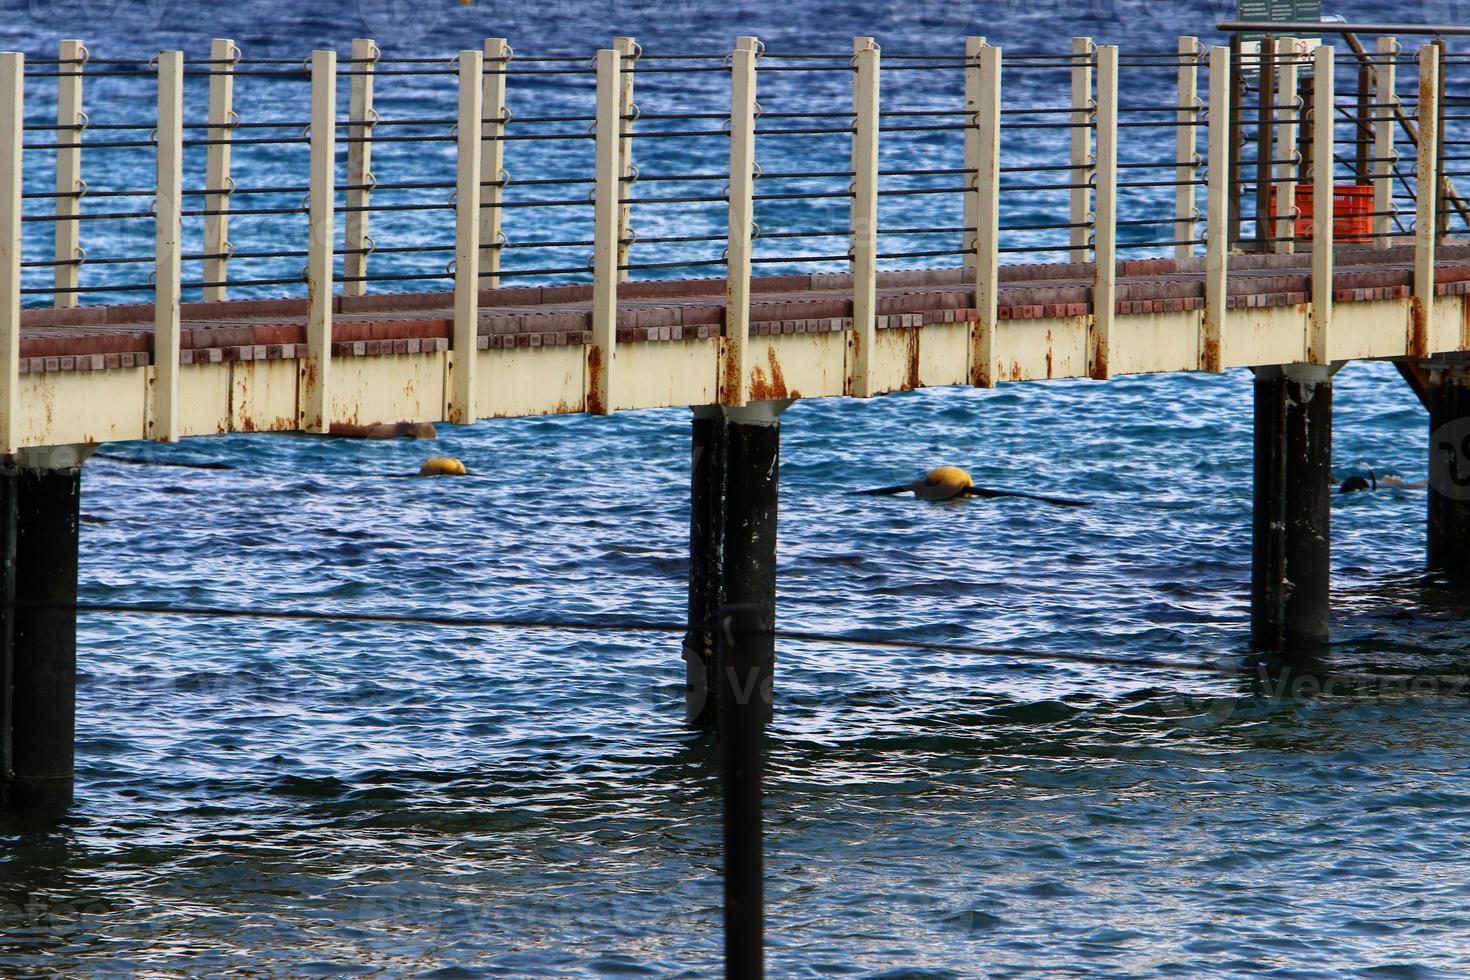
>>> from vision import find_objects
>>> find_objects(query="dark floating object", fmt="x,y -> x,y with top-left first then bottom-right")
858,466 -> 1090,507
1337,468 -> 1427,494
94,452 -> 232,471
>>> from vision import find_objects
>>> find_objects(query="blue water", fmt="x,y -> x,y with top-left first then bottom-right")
7,1 -> 1470,976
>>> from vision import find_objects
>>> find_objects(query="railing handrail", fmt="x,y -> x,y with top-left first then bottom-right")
1219,20 -> 1470,37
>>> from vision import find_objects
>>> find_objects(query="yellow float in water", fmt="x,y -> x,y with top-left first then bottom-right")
858,466 -> 1089,507
418,456 -> 468,476
913,465 -> 973,501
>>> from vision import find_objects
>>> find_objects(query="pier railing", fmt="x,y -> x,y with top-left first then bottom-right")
0,33 -> 1459,403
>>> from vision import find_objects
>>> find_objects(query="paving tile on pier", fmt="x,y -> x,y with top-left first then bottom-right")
16,251 -> 1470,374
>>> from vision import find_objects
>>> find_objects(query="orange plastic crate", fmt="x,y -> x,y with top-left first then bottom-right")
1267,183 -> 1375,244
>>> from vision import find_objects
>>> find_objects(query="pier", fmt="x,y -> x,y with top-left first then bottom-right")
4,23 -> 1470,973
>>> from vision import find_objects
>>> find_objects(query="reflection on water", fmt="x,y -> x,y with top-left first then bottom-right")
2,361 -> 1469,975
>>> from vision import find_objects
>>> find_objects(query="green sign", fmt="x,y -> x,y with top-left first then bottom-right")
1237,0 -> 1322,76
1237,0 -> 1322,39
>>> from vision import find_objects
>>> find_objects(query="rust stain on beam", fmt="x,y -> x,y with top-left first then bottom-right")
1411,296 -> 1431,358
585,344 -> 606,416
748,347 -> 796,403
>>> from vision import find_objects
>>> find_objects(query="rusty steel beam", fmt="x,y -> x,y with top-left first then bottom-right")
1338,31 -> 1470,230
1254,34 -> 1274,251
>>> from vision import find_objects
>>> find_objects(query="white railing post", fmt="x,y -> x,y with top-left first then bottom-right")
722,36 -> 758,408
342,37 -> 377,299
0,53 -> 22,453
151,50 -> 183,443
479,38 -> 509,289
962,35 -> 985,262
1071,36 -> 1093,254
1414,43 -> 1440,357
449,49 -> 483,425
303,49 -> 336,434
54,38 -> 85,308
1308,44 -> 1333,365
588,47 -> 622,415
1274,37 -> 1300,254
1203,45 -> 1230,372
1174,35 -> 1200,261
968,42 -> 1001,389
1091,45 -> 1117,380
1373,37 -> 1398,249
614,35 -> 639,283
848,35 -> 880,398
204,38 -> 238,301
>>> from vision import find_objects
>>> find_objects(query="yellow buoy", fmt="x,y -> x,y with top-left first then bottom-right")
418,455 -> 468,477
915,465 -> 973,501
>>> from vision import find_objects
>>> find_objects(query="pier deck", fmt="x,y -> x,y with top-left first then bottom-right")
14,245 -> 1470,447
